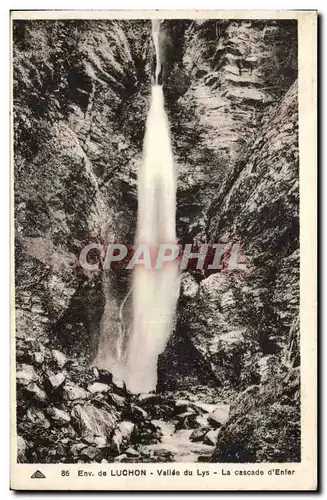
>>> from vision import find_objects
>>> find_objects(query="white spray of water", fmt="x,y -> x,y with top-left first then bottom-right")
124,24 -> 179,394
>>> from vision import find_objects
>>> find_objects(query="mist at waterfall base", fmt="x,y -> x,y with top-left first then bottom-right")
123,84 -> 179,394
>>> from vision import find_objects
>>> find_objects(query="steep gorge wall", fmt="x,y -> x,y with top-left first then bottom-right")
157,17 -> 299,405
14,20 -> 152,360
156,20 -> 299,461
161,19 -> 297,242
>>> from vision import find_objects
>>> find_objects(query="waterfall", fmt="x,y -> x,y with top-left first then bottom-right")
92,21 -> 179,393
123,23 -> 179,393
152,19 -> 161,84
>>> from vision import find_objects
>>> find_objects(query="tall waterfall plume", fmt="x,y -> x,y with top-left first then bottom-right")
124,22 -> 179,393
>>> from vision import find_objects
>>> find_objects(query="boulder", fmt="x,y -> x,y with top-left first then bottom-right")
17,364 -> 39,386
119,421 -> 135,440
26,408 -> 50,429
203,429 -> 220,446
80,446 -> 102,461
211,375 -> 301,462
63,382 -> 89,401
190,428 -> 208,443
175,399 -> 192,412
48,407 -> 71,426
110,422 -> 135,454
93,436 -> 107,448
33,352 -> 44,365
108,393 -> 127,409
207,405 -> 230,428
24,383 -> 47,403
48,372 -> 66,390
97,370 -> 113,386
176,411 -> 199,430
87,382 -> 111,394
70,442 -> 87,457
52,350 -> 68,369
130,404 -> 148,421
195,415 -> 209,427
16,349 -> 33,364
71,403 -> 117,438
125,447 -> 140,457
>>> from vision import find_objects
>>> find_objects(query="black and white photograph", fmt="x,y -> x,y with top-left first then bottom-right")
10,9 -> 317,491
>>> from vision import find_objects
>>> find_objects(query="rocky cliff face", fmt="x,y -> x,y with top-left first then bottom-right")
158,20 -> 300,462
14,20 -> 151,361
161,19 -> 297,242
14,18 -> 300,463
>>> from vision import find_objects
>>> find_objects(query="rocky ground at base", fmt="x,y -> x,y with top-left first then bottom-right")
16,340 -> 232,464
17,338 -> 300,464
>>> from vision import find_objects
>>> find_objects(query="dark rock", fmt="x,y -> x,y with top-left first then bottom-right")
111,420 -> 136,451
26,408 -> 50,429
190,428 -> 208,442
211,373 -> 300,462
97,370 -> 113,386
133,421 -> 162,445
17,435 -> 26,463
108,393 -> 127,409
174,399 -> 194,413
176,411 -> 199,430
130,404 -> 148,420
16,349 -> 33,364
47,372 -> 66,391
112,378 -> 128,398
138,395 -> 176,419
148,449 -> 175,462
24,383 -> 47,403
